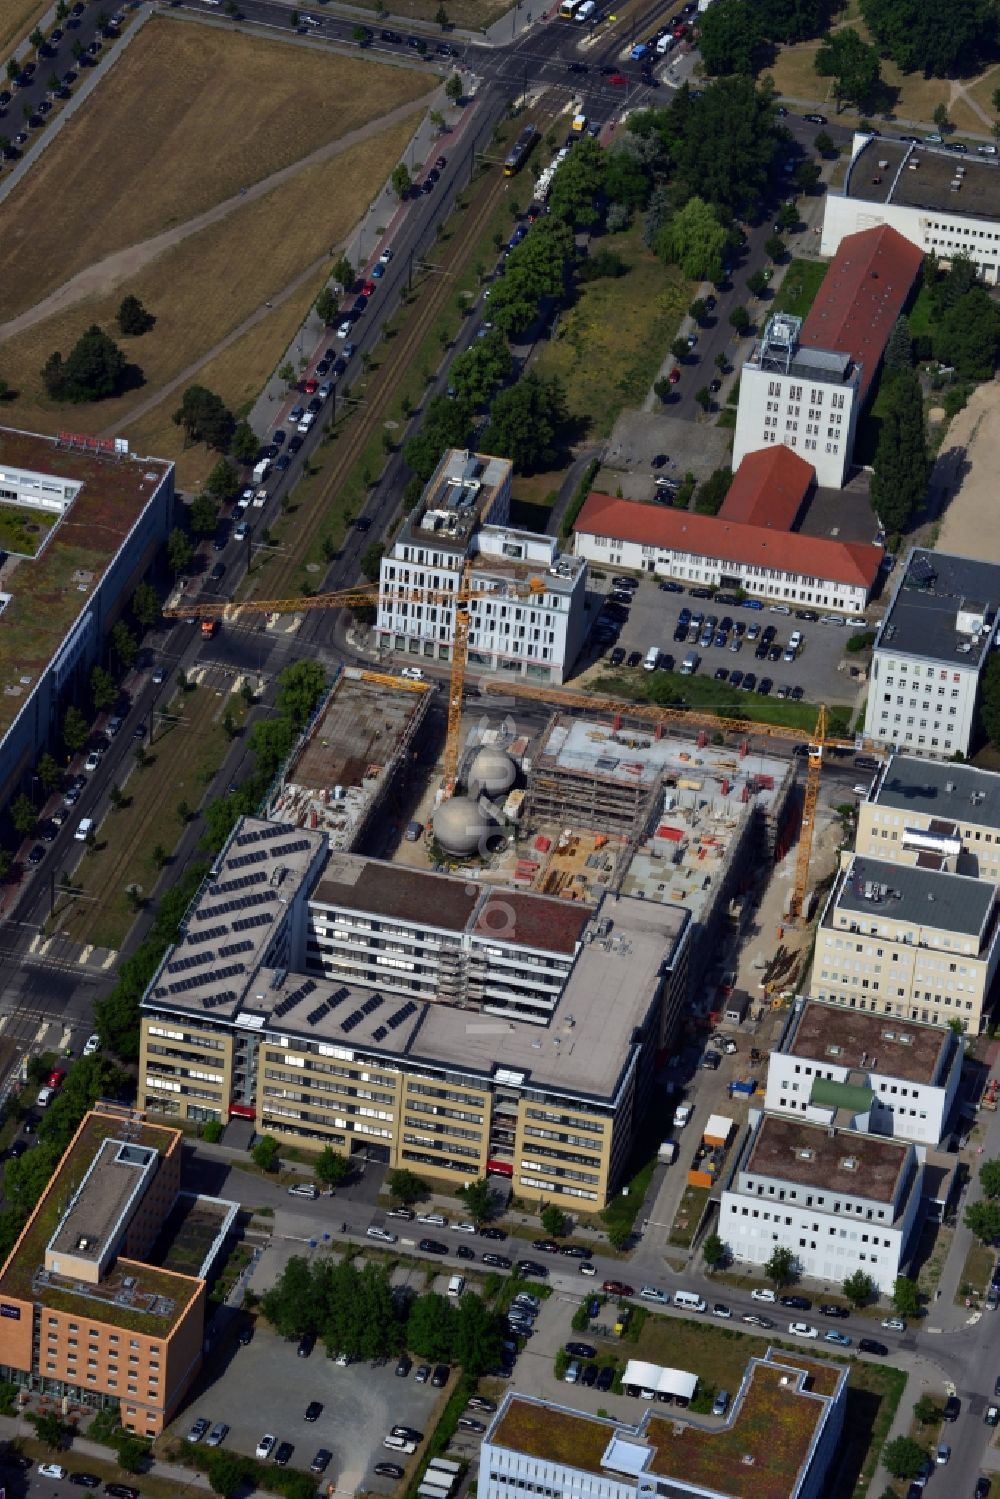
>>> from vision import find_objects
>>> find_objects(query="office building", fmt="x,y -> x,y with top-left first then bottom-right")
732,226 -> 923,486
822,132 -> 1000,283
376,448 -> 587,683
865,548 -> 1000,758
139,819 -> 691,1206
810,852 -> 1000,1033
0,428 -> 173,807
719,1113 -> 922,1292
0,1106 -> 209,1436
766,997 -> 962,1146
858,753 -> 1000,884
481,1351 -> 847,1499
574,447 -> 881,611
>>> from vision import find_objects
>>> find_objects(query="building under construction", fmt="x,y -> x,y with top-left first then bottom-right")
267,668 -> 432,850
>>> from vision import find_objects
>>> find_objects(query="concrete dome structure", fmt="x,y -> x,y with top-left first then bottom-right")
468,746 -> 516,800
433,796 -> 495,857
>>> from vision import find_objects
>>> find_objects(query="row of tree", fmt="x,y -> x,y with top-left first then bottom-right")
261,1254 -> 504,1374
704,1236 -> 922,1317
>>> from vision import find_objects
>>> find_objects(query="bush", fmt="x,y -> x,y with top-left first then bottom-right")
202,1120 -> 224,1144
846,630 -> 876,653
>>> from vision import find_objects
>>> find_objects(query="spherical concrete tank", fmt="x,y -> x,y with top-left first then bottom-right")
468,746 -> 516,800
433,795 -> 494,857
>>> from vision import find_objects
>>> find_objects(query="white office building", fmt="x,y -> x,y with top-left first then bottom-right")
377,448 -> 587,683
719,1113 -> 922,1293
865,548 -> 1000,758
822,132 -> 1000,283
858,754 -> 1000,885
481,1357 -> 847,1499
765,997 -> 962,1147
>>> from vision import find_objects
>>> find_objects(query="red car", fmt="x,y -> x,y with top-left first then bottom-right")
602,1279 -> 635,1297
608,72 -> 628,86
303,377 -> 319,394
668,366 -> 681,384
48,1068 -> 67,1089
361,280 -> 376,297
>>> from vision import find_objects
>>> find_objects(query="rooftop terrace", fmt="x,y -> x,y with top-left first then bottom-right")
0,1109 -> 197,1336
0,428 -> 171,736
784,997 -> 951,1085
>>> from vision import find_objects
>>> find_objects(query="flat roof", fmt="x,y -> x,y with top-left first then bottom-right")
397,447 -> 512,554
473,889 -> 590,955
147,816 -> 326,1020
834,853 -> 995,941
846,134 -> 1000,223
268,669 -> 431,848
47,1137 -> 156,1268
873,754 -> 1000,833
0,429 -> 171,736
313,852 -> 482,932
744,1114 -> 911,1204
786,998 -> 951,1085
875,547 -> 1000,666
0,1109 -> 196,1335
489,1350 -> 844,1499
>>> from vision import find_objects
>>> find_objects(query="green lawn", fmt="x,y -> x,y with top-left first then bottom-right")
590,668 -> 852,732
770,258 -> 830,320
534,224 -> 690,438
0,503 -> 58,557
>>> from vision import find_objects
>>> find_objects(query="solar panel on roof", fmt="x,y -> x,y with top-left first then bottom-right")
909,554 -> 937,585
372,1025 -> 388,1041
187,924 -> 228,945
331,986 -> 350,1003
219,940 -> 255,959
306,1002 -> 332,1026
232,913 -> 274,933
361,994 -> 383,1015
273,995 -> 299,1018
387,1000 -> 418,1030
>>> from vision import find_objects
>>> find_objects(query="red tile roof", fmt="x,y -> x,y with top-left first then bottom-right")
719,447 -> 814,529
800,225 -> 923,403
575,492 -> 882,589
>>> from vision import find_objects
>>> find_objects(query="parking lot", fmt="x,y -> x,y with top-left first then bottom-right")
177,1319 -> 445,1493
583,574 -> 862,704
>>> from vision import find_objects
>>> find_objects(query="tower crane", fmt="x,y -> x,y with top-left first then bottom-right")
480,680 -> 878,922
164,570 -> 546,797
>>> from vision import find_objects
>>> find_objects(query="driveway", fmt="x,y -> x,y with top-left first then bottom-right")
178,1320 -> 443,1492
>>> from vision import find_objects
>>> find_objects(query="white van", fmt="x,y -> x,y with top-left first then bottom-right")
644,646 -> 660,672
564,1359 -> 581,1383
447,1274 -> 465,1298
673,1290 -> 707,1312
656,31 -> 674,52
751,1287 -> 776,1303
680,651 -> 699,676
75,818 -> 94,842
36,1085 -> 54,1109
401,666 -> 425,681
252,458 -> 271,483
384,1436 -> 417,1453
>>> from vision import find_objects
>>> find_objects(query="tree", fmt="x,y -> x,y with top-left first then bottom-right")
63,705 -> 88,755
166,527 -> 193,575
548,136 -> 605,227
842,1269 -> 875,1307
870,368 -> 928,534
387,1167 -> 425,1204
435,3 -> 449,25
814,130 -> 835,155
933,287 -> 1000,380
28,1412 -> 67,1449
933,102 -> 950,132
702,1232 -> 726,1270
664,77 -> 782,218
314,1146 -> 351,1189
981,1158 -> 1000,1199
698,0 -> 763,75
275,660 -> 328,729
883,1436 -> 928,1481
42,324 -> 129,403
753,0 -> 832,40
173,385 -> 235,452
689,298 -> 707,323
390,163 -> 412,199
671,337 -> 690,361
115,1437 -> 150,1474
116,294 -> 154,336
111,620 -> 138,670
603,142 -> 652,211
913,1394 -> 942,1425
407,1292 -> 455,1362
695,385 -> 712,411
776,201 -> 799,231
454,1293 -> 503,1375
747,269 -> 769,297
815,28 -> 881,112
132,581 -> 160,630
332,255 -> 354,291
261,1254 -> 320,1336
541,1204 -> 568,1238
729,305 -> 751,336
459,1177 -> 494,1223
90,665 -> 117,711
445,73 -> 463,104
694,466 -> 732,514
360,542 -> 385,583
29,27 -> 45,52
860,0 -> 995,76
764,1245 -> 796,1288
884,315 -> 913,375
231,421 -> 258,465
10,794 -> 36,837
891,1274 -> 920,1319
656,196 -> 728,282
252,1135 -> 280,1172
483,373 -> 570,474
314,288 -> 338,327
794,160 -> 821,192
965,1198 -> 1000,1243
36,752 -> 61,793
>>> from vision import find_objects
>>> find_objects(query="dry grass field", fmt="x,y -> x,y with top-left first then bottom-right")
0,16 -> 433,479
0,17 -> 432,320
0,0 -> 47,66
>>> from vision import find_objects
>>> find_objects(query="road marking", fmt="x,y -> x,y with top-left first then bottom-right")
34,1022 -> 48,1043
79,945 -> 93,965
59,1026 -> 72,1051
28,935 -> 40,954
102,949 -> 117,969
0,1017 -> 8,1034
